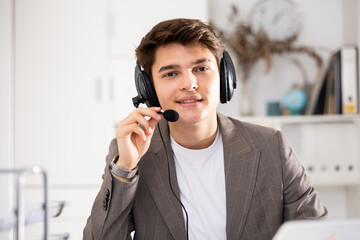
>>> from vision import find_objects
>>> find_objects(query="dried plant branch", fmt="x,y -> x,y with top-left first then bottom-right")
211,5 -> 323,84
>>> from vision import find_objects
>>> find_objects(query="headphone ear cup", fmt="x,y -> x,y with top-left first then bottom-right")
219,50 -> 237,104
133,64 -> 161,108
219,55 -> 228,104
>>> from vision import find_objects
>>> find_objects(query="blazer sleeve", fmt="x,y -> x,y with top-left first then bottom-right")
83,138 -> 139,240
278,131 -> 330,221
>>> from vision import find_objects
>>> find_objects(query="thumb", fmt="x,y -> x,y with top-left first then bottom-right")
148,114 -> 162,131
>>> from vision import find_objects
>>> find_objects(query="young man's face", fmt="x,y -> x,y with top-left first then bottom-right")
151,43 -> 220,125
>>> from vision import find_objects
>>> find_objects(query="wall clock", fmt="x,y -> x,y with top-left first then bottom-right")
251,0 -> 301,41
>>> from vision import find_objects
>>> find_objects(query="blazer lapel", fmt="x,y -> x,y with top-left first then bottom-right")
139,119 -> 187,240
218,114 -> 261,240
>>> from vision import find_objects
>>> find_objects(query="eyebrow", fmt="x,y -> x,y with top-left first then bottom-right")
158,64 -> 180,74
157,58 -> 212,74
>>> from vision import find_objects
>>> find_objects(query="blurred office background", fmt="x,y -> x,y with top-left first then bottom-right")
1,0 -> 360,239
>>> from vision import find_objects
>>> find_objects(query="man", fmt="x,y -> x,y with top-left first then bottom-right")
83,18 -> 328,240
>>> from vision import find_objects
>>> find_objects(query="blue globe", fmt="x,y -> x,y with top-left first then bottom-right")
283,88 -> 307,115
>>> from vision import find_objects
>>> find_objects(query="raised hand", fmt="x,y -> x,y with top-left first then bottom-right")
115,107 -> 162,171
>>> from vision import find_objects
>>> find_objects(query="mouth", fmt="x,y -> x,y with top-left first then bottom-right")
176,96 -> 203,107
177,99 -> 202,103
176,96 -> 203,103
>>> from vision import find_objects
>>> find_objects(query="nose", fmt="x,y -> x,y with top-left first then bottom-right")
181,71 -> 198,91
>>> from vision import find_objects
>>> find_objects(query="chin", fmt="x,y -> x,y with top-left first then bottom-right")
178,117 -> 201,125
178,111 -> 214,125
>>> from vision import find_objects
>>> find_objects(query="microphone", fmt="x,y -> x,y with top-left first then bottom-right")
159,109 -> 179,122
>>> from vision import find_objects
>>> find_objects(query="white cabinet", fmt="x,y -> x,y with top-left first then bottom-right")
15,0 -> 112,185
238,115 -> 360,186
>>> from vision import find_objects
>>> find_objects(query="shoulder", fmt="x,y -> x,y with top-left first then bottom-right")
217,113 -> 279,146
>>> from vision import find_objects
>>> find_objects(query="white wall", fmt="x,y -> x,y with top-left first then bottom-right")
0,0 -> 14,186
0,0 -> 14,168
0,0 -> 14,238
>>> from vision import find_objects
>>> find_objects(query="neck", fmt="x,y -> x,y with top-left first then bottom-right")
168,114 -> 218,150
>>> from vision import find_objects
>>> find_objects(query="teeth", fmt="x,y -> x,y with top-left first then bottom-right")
181,99 -> 198,103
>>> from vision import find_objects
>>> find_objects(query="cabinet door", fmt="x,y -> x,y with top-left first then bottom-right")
15,0 -> 112,185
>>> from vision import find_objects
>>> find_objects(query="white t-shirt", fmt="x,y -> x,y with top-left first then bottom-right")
170,130 -> 226,240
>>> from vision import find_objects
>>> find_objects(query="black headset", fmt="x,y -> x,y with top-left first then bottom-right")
132,50 -> 237,108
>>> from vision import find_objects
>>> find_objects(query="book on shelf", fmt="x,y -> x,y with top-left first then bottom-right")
333,51 -> 342,114
306,45 -> 359,115
306,55 -> 332,115
340,46 -> 359,114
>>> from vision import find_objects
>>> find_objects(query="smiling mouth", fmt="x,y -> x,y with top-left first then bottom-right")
177,99 -> 202,103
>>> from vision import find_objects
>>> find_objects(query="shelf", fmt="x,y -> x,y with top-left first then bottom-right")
237,114 -> 360,125
0,201 -> 65,231
50,233 -> 70,240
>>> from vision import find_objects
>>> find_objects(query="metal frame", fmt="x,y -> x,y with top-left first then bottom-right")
0,166 -> 49,240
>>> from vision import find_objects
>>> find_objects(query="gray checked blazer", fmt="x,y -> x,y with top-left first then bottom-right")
83,113 -> 329,240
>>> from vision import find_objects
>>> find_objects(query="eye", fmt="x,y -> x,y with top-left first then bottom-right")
195,66 -> 209,72
163,72 -> 177,78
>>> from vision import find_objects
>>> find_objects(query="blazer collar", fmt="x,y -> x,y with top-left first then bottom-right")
140,113 -> 260,240
217,113 -> 260,240
139,119 -> 186,240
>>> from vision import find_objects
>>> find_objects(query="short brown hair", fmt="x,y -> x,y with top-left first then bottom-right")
135,18 -> 225,79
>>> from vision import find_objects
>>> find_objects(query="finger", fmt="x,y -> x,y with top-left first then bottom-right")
133,115 -> 152,135
118,122 -> 146,141
132,108 -> 162,133
122,107 -> 161,126
135,107 -> 162,120
117,107 -> 162,139
144,107 -> 163,122
144,107 -> 163,127
128,123 -> 147,141
148,115 -> 162,130
125,113 -> 157,136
